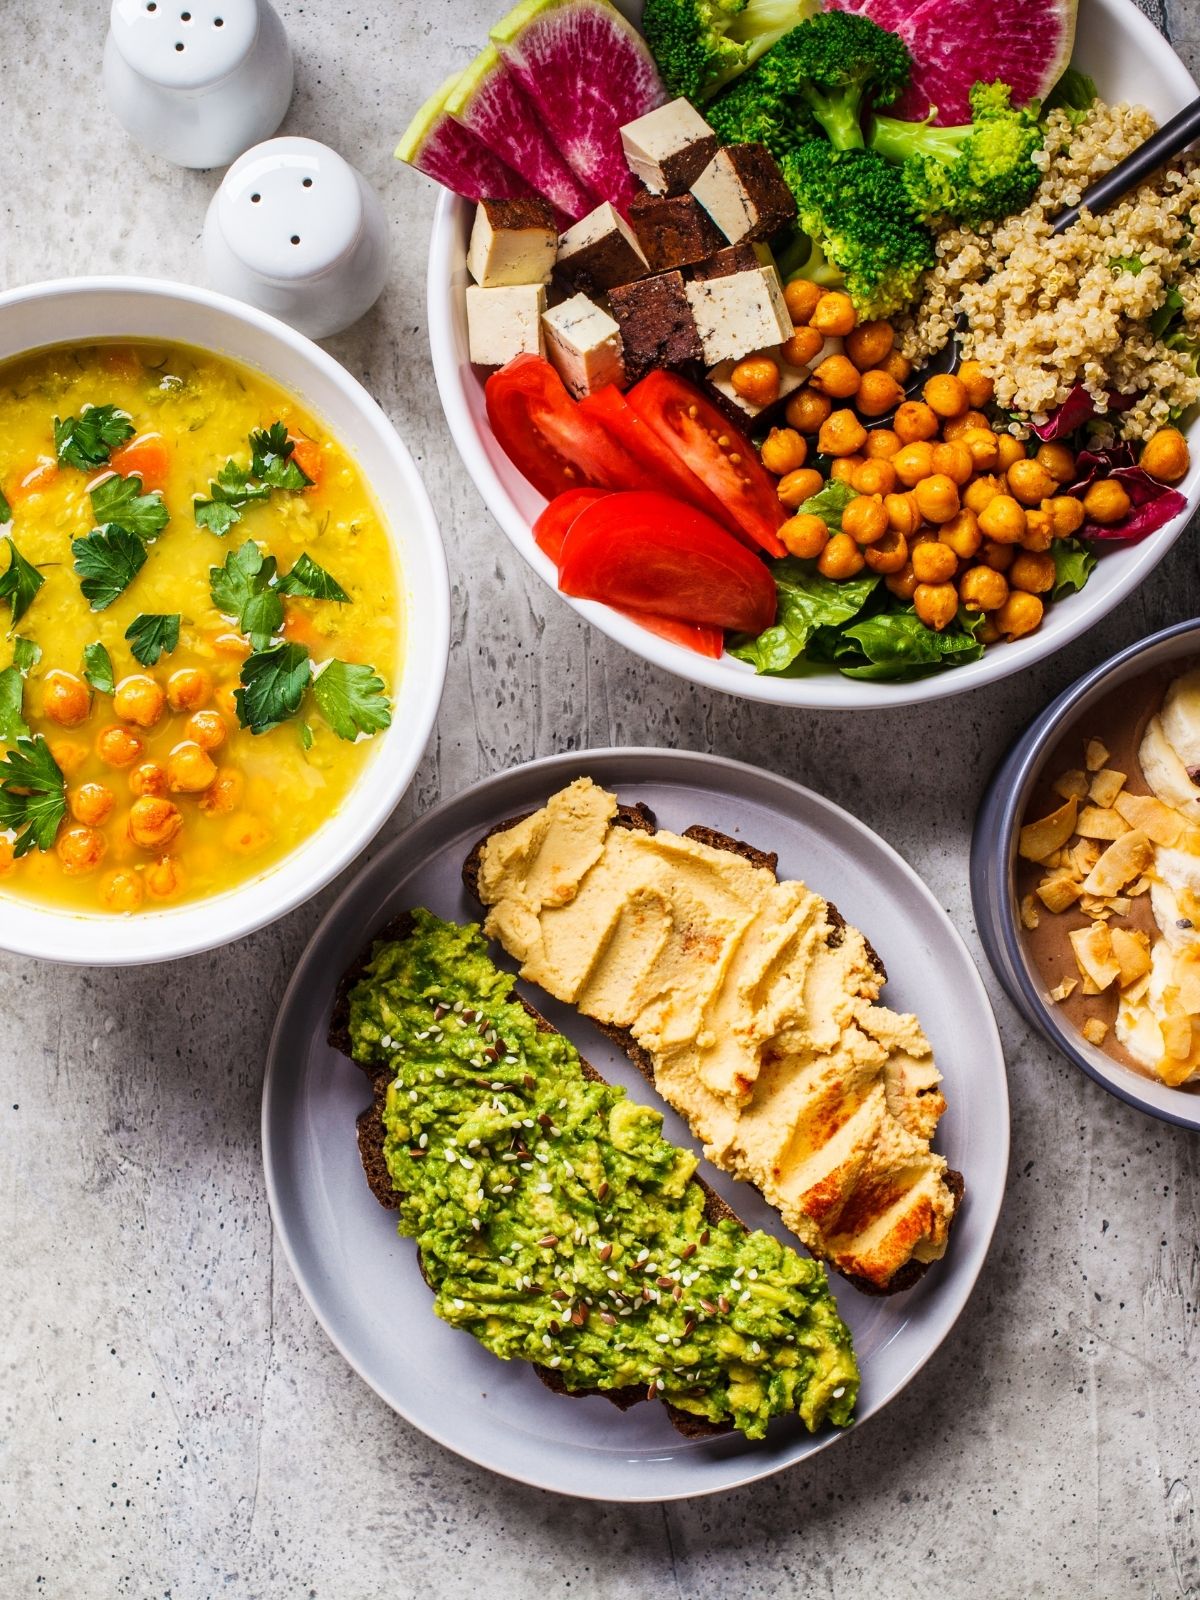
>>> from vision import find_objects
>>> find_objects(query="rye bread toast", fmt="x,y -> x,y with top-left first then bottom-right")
329,909 -> 745,1438
460,802 -> 963,1297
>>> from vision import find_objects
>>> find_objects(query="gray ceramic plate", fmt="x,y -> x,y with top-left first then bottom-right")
262,749 -> 1008,1500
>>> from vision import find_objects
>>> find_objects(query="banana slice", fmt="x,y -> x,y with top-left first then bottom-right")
1139,714 -> 1200,819
1160,666 -> 1200,772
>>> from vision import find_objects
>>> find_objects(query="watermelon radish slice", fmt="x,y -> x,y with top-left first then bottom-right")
446,47 -> 596,224
491,0 -> 667,215
859,0 -> 1078,124
825,0 -> 925,27
396,75 -> 535,203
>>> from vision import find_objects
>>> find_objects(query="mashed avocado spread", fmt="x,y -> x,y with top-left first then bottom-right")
346,910 -> 859,1438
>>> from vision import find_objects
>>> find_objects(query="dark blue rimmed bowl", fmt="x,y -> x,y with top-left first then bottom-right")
971,618 -> 1200,1131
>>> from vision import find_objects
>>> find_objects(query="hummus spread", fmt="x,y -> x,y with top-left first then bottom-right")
476,778 -> 959,1290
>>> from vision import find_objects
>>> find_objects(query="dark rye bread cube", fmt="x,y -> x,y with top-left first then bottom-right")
691,143 -> 797,244
628,192 -> 724,274
607,271 -> 702,383
689,243 -> 761,281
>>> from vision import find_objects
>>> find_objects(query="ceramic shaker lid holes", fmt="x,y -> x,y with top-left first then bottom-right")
203,137 -> 390,340
103,0 -> 293,169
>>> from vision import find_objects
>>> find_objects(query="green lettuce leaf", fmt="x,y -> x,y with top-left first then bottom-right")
729,561 -> 878,675
832,607 -> 987,680
1052,538 -> 1097,599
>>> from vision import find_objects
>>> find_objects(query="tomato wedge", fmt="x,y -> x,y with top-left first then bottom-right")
577,386 -> 742,538
532,488 -> 610,564
614,608 -> 725,658
485,356 -> 657,501
625,371 -> 787,557
558,491 -> 776,635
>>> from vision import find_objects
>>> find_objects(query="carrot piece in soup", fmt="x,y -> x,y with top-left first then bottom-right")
288,434 -> 323,484
110,432 -> 171,491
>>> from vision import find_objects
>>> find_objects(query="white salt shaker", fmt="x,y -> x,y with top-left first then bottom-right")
103,0 -> 293,170
202,137 -> 391,340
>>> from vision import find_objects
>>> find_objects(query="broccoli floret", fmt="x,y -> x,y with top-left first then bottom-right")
781,141 -> 934,319
707,58 -> 821,164
869,82 -> 1044,228
642,0 -> 817,103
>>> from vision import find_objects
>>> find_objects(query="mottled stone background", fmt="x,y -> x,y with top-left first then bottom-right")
1,1 -> 1198,1596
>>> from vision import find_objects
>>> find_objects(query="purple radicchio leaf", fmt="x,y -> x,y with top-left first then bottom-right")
1029,387 -> 1133,442
1068,445 -> 1188,541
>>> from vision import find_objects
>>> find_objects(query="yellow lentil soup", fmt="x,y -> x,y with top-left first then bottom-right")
0,341 -> 401,914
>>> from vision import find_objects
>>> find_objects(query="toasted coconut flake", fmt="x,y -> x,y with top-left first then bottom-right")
1182,829 -> 1200,856
1082,1017 -> 1109,1045
1037,874 -> 1082,914
1128,875 -> 1151,897
1108,896 -> 1132,917
1019,795 -> 1079,863
1019,893 -> 1040,930
1053,769 -> 1090,802
1077,806 -> 1130,841
1088,769 -> 1127,808
1085,739 -> 1110,773
1069,923 -> 1120,990
1080,974 -> 1102,996
1112,791 -> 1184,848
1123,972 -> 1152,1006
1175,950 -> 1200,1014
1049,977 -> 1077,1003
1072,840 -> 1102,876
1110,927 -> 1152,988
1160,1013 -> 1194,1061
1082,829 -> 1153,897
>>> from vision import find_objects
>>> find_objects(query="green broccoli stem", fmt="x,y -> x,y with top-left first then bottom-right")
789,235 -> 846,288
869,114 -> 970,164
808,87 -> 867,150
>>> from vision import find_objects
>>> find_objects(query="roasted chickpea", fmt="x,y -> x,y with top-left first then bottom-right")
977,494 -> 1027,545
1020,508 -> 1054,552
785,388 -> 832,434
102,869 -> 144,914
996,434 -> 1026,472
911,541 -> 958,583
885,562 -> 919,600
198,767 -> 243,816
959,565 -> 1010,612
41,671 -> 91,728
884,491 -> 922,538
166,667 -> 211,713
980,539 -> 1015,572
186,710 -> 227,752
779,513 -> 830,560
760,427 -> 808,476
1010,551 -> 1056,593
942,408 -> 992,441
48,740 -> 88,777
963,474 -> 1004,515
829,456 -> 863,484
56,825 -> 107,876
113,673 -> 165,729
995,590 -> 1045,640
914,473 -> 960,525
810,291 -> 856,337
863,529 -> 909,574
781,326 -> 825,367
777,467 -> 824,508
213,632 -> 250,658
817,532 -> 866,580
852,458 -> 897,497
129,761 -> 168,798
70,782 -> 114,826
960,427 -> 1000,470
865,429 -> 901,460
893,441 -> 935,487
894,401 -> 939,443
128,795 -> 183,849
96,725 -> 143,768
167,740 -> 218,794
979,618 -> 1003,645
1006,457 -> 1058,506
913,582 -> 960,631
1140,426 -> 1190,484
855,370 -> 905,418
784,278 -> 822,325
922,373 -> 969,419
1035,442 -> 1077,484
957,359 -> 995,408
842,496 -> 889,546
930,442 -> 974,486
881,350 -> 912,385
810,353 -> 861,399
1082,478 -> 1132,525
846,320 -> 895,370
731,356 -> 781,408
1046,495 -> 1085,536
225,813 -> 272,855
145,857 -> 184,898
939,508 -> 982,560
817,409 -> 867,457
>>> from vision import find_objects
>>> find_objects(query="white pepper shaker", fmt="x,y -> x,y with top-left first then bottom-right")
103,0 -> 293,170
202,137 -> 391,340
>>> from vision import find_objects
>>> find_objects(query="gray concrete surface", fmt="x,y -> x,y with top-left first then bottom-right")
1,1 -> 1198,1596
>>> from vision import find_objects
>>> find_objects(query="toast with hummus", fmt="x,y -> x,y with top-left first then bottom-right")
329,908 -> 859,1442
463,779 -> 963,1294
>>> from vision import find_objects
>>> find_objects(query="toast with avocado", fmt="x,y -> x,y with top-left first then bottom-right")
329,908 -> 859,1441
462,779 -> 963,1296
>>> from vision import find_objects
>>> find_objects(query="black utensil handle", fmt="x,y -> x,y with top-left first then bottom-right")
1050,93 -> 1200,235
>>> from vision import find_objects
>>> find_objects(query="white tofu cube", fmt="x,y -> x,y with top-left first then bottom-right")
557,202 -> 649,292
690,145 -> 796,244
684,266 -> 793,366
541,294 -> 625,398
620,98 -> 718,196
466,197 -> 557,288
707,345 -> 810,419
466,284 -> 547,366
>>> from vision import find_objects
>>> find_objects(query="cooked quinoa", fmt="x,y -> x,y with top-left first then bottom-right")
895,102 -> 1200,439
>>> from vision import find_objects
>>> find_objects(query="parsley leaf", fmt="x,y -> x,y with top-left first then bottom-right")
125,612 -> 180,667
0,668 -> 27,742
275,552 -> 349,602
250,422 -> 312,490
72,526 -> 147,610
90,474 -> 169,540
312,659 -> 392,741
210,540 -> 283,651
83,642 -> 115,695
12,638 -> 40,673
235,642 -> 311,735
299,721 -> 314,751
53,405 -> 134,472
0,536 -> 45,626
0,487 -> 10,525
0,735 -> 66,855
